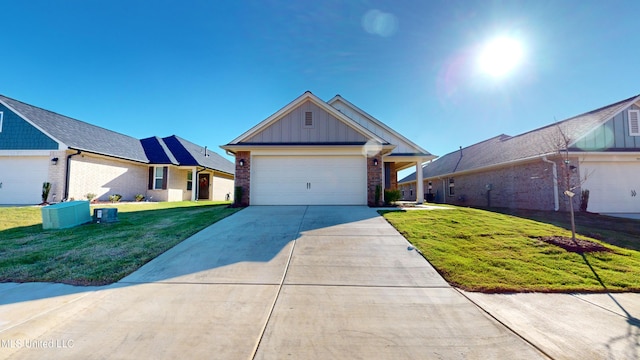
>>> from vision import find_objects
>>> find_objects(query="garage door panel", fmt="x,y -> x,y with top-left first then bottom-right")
251,156 -> 366,205
0,157 -> 49,204
582,162 -> 640,213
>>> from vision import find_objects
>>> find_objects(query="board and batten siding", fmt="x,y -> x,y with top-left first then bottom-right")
330,99 -> 416,154
573,104 -> 640,150
0,103 -> 59,150
245,100 -> 367,143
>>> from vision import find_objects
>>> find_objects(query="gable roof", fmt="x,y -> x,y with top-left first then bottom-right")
327,95 -> 433,156
0,94 -> 234,174
399,93 -> 640,183
162,135 -> 235,175
223,91 -> 387,148
0,94 -> 149,162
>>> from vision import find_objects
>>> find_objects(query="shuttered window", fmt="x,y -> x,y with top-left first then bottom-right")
149,166 -> 168,190
629,110 -> 640,136
304,111 -> 313,128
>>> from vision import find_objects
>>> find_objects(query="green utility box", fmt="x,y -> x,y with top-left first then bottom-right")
41,201 -> 91,230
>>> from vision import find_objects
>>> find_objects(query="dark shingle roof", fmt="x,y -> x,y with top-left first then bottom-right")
399,94 -> 640,183
0,95 -> 235,175
0,95 -> 149,162
163,135 -> 234,175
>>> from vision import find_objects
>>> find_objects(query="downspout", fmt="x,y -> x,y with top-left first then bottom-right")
542,156 -> 559,211
64,150 -> 82,201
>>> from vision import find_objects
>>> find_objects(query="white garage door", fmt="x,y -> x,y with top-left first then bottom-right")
0,156 -> 50,205
251,155 -> 367,205
581,162 -> 640,213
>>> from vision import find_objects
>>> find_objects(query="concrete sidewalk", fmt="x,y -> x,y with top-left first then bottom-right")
0,206 -> 546,358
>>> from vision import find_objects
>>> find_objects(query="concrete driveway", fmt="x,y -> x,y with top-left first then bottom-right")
1,206 -> 545,359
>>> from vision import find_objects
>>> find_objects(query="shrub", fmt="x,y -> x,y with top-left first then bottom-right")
135,194 -> 145,202
86,193 -> 97,202
109,194 -> 122,203
41,182 -> 51,203
234,186 -> 244,206
384,189 -> 402,205
375,185 -> 382,206
580,189 -> 590,212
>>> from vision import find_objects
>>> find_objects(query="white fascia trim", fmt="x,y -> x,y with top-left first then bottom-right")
574,151 -> 640,162
568,95 -> 640,148
228,92 -> 385,145
0,150 -> 53,156
327,95 -> 431,155
250,146 -> 369,157
0,99 -> 67,149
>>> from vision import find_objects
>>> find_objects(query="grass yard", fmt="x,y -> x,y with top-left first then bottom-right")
0,201 -> 241,285
382,207 -> 640,293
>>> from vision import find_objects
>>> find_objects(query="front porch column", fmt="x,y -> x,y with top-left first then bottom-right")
191,167 -> 197,201
416,161 -> 424,204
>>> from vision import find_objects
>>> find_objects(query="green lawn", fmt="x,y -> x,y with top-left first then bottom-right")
382,207 -> 640,293
0,202 -> 241,285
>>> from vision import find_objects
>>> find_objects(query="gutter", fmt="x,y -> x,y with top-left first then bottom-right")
542,156 -> 559,211
64,150 -> 82,201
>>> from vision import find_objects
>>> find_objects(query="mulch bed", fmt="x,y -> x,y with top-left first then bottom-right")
538,236 -> 611,253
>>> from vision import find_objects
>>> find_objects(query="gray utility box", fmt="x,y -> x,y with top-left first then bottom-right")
93,208 -> 119,223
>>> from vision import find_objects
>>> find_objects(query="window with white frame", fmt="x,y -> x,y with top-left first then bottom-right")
187,171 -> 193,191
154,167 -> 164,189
448,178 -> 455,196
629,110 -> 640,136
0,111 -> 3,132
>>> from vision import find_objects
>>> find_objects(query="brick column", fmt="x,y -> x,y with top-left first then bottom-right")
235,151 -> 251,206
389,162 -> 398,190
367,154 -> 382,206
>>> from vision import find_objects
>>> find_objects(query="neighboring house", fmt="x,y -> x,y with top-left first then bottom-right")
399,94 -> 640,215
0,95 -> 234,205
221,91 -> 435,206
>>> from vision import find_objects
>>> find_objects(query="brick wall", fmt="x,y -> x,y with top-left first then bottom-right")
235,151 -> 251,206
47,150 -> 68,202
367,154 -> 382,206
400,157 -> 582,211
68,153 -> 148,201
388,162 -> 398,190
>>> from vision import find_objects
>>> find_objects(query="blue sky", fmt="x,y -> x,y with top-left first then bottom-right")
4,0 -> 640,176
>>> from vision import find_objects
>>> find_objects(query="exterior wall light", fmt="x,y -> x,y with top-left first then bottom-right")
239,159 -> 245,167
51,157 -> 59,165
373,158 -> 378,166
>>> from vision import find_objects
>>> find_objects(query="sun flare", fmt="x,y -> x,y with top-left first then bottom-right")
478,36 -> 523,78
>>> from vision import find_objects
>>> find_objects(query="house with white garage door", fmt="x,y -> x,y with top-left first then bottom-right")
221,91 -> 435,206
399,93 -> 640,216
0,95 -> 234,205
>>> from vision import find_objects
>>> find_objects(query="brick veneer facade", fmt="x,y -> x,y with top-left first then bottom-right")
367,154 -> 382,206
388,162 -> 398,190
235,151 -> 251,206
400,157 -> 581,211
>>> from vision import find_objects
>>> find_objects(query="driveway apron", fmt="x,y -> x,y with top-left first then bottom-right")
0,206 -> 545,359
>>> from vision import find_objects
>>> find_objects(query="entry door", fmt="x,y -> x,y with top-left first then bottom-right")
251,155 -> 366,205
198,174 -> 210,200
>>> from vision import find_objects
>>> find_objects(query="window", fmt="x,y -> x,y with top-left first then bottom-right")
304,111 -> 313,128
449,178 -> 455,196
629,110 -> 640,136
410,187 -> 413,197
154,167 -> 164,189
0,111 -> 3,132
187,171 -> 193,191
148,166 -> 167,190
